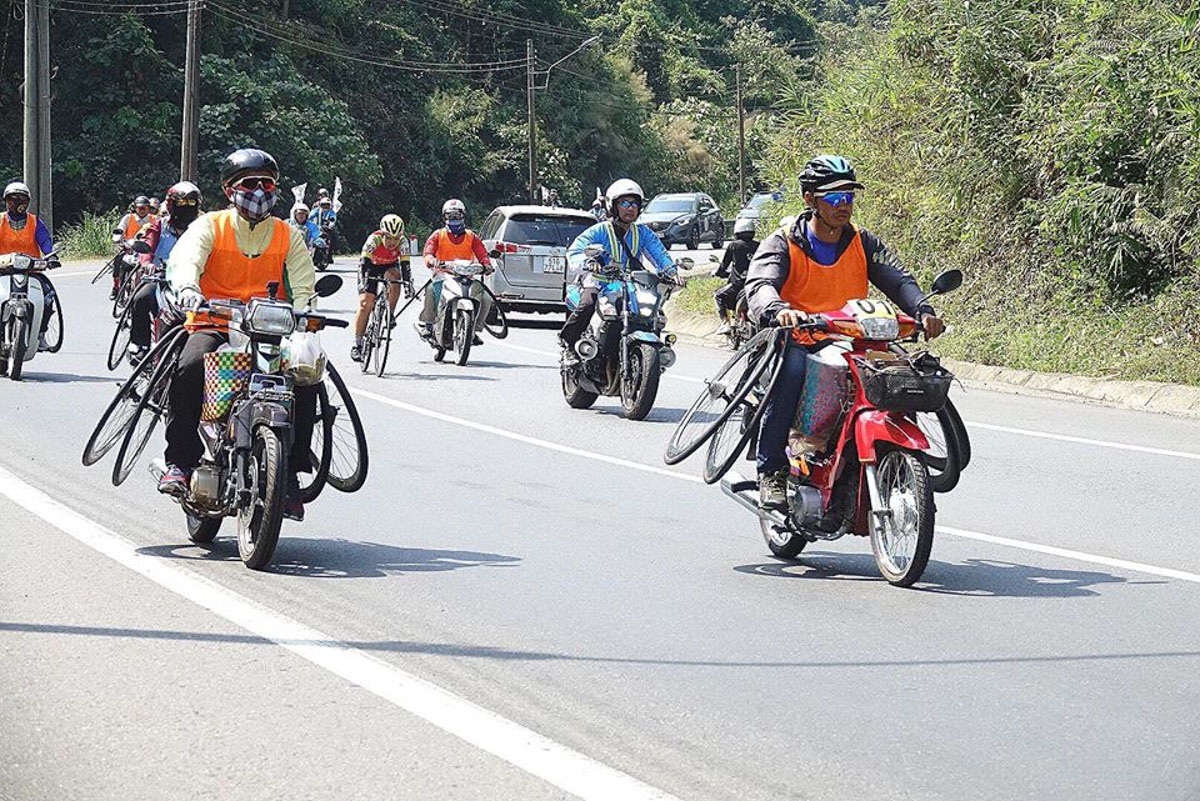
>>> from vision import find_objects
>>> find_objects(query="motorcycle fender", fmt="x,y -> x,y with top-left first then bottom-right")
854,411 -> 929,463
5,300 -> 29,320
251,400 -> 291,431
628,331 -> 661,346
457,298 -> 476,315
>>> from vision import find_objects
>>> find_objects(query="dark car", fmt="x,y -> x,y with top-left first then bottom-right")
641,192 -> 725,250
478,205 -> 597,314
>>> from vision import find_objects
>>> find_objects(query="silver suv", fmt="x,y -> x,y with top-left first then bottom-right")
478,205 -> 596,314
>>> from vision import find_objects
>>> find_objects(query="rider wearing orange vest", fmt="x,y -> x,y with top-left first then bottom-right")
1,181 -> 59,350
159,149 -> 318,522
417,198 -> 493,345
745,155 -> 945,510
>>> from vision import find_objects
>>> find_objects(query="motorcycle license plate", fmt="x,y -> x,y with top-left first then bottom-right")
544,256 -> 565,274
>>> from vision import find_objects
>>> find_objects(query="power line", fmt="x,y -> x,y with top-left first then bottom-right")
402,0 -> 596,41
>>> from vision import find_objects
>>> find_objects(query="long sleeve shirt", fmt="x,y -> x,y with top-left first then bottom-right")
716,237 -> 759,285
167,211 -> 317,310
745,211 -> 933,327
566,221 -> 675,280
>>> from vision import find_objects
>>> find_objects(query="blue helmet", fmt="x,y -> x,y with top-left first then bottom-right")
800,155 -> 864,194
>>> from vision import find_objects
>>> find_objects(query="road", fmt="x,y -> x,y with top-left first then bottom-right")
2,257 -> 1199,800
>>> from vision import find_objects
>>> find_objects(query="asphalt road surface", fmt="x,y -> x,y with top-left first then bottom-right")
2,257 -> 1198,800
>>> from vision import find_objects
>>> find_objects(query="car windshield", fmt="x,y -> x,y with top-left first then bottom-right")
645,198 -> 694,214
503,214 -> 593,247
746,193 -> 775,210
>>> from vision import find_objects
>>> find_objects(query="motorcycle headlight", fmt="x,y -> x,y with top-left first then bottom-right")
859,316 -> 900,340
248,303 -> 296,336
636,290 -> 657,316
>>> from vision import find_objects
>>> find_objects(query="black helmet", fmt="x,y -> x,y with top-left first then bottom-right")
799,155 -> 864,194
220,148 -> 279,188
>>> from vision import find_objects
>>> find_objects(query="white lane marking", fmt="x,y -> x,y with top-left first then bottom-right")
938,526 -> 1200,584
962,420 -> 1200,461
0,463 -> 681,801
350,386 -> 703,484
47,269 -> 103,278
352,387 -> 1200,585
495,341 -> 1200,460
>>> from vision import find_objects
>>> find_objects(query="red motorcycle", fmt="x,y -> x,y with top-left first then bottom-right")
667,269 -> 963,587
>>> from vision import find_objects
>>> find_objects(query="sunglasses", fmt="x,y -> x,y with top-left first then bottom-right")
815,191 -> 855,207
617,199 -> 641,210
233,176 -> 277,192
173,198 -> 198,207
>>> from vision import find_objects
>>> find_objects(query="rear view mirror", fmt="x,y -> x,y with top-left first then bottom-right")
930,269 -> 963,296
314,274 -> 343,298
488,249 -> 502,260
131,240 -> 152,254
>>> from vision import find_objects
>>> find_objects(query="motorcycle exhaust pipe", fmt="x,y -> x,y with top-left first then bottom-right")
575,339 -> 598,360
720,472 -> 788,527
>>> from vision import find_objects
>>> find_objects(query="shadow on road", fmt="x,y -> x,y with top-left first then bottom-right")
590,405 -> 689,424
20,371 -> 123,384
376,371 -> 497,382
134,538 -> 520,579
734,552 -> 1131,598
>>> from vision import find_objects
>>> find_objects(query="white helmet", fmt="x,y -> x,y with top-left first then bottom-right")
733,217 -> 756,236
442,198 -> 466,218
292,202 -> 310,218
380,213 -> 405,237
606,179 -> 644,215
3,181 -> 31,199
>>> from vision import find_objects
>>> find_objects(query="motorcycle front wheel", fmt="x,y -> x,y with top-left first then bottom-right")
238,426 -> 287,570
8,316 -> 28,381
869,448 -> 935,587
620,342 -> 661,421
453,308 -> 474,366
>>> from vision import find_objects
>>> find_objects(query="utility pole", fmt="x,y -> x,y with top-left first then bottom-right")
526,39 -> 537,204
23,0 -> 52,229
180,0 -> 202,182
735,63 -> 746,206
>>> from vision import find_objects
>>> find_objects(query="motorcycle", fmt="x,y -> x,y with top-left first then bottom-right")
312,223 -> 334,271
143,275 -> 348,569
0,251 -> 59,381
709,255 -> 755,350
697,269 -> 963,587
106,239 -> 178,371
424,259 -> 491,366
561,247 -> 691,420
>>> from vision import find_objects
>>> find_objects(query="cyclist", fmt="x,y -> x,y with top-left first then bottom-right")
0,181 -> 59,350
352,214 -> 411,362
111,195 -> 157,299
745,155 -> 944,510
127,181 -> 203,363
158,148 -> 318,522
714,217 -> 759,335
417,199 -> 493,346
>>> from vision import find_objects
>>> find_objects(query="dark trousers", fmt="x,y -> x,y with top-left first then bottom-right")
130,282 -> 159,348
164,331 -> 317,474
714,281 -> 742,318
756,344 -> 809,474
560,285 -> 599,346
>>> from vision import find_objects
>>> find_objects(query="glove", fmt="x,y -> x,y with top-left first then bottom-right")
176,287 -> 204,311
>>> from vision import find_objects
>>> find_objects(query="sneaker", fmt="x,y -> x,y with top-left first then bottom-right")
716,321 -> 732,336
472,334 -> 484,346
414,322 -> 434,344
109,287 -> 118,301
37,334 -> 50,352
758,469 -> 789,511
126,343 -> 148,366
559,337 -> 581,366
350,343 -> 362,362
157,465 -> 192,498
283,476 -> 305,522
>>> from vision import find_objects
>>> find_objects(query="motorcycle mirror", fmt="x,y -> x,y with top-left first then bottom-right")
314,274 -> 343,298
677,257 -> 695,271
488,249 -> 502,260
131,240 -> 152,254
930,269 -> 963,295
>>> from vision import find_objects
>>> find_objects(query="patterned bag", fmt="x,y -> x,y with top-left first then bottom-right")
201,350 -> 252,421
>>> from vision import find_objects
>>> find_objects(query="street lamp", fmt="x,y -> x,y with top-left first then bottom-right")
540,35 -> 601,89
527,35 -> 602,202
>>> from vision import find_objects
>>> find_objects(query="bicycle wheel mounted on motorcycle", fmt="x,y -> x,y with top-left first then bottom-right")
322,362 -> 369,493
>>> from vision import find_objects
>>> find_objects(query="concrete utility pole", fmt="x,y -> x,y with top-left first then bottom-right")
735,63 -> 746,206
23,0 -> 52,229
180,0 -> 202,182
526,39 -> 537,204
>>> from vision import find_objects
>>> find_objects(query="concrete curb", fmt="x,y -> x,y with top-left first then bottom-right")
665,304 -> 1200,420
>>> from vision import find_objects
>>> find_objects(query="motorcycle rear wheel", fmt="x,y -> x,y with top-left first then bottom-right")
761,518 -> 809,559
561,365 -> 598,409
186,510 -> 222,544
238,427 -> 287,570
620,342 -> 660,421
869,448 -> 935,587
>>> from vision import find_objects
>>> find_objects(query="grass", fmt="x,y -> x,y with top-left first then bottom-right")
57,209 -> 120,259
676,276 -> 723,315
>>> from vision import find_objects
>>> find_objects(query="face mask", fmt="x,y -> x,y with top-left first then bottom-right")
171,206 -> 199,229
446,218 -> 466,235
230,187 -> 277,222
6,199 -> 28,217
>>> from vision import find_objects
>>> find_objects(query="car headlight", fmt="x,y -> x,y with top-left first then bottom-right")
859,316 -> 900,340
248,303 -> 296,335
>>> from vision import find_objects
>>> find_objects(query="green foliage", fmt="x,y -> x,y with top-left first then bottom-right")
675,276 -> 724,314
57,210 -> 121,259
767,0 -> 1200,384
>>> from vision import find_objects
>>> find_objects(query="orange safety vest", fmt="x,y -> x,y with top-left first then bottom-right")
0,214 -> 41,257
123,214 -> 155,240
431,228 -> 480,262
189,209 -> 291,331
782,225 -> 868,344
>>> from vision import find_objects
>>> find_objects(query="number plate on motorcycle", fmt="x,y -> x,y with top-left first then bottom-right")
543,256 -> 565,274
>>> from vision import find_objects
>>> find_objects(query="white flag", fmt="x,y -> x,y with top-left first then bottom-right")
332,178 -> 343,213
291,183 -> 307,206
